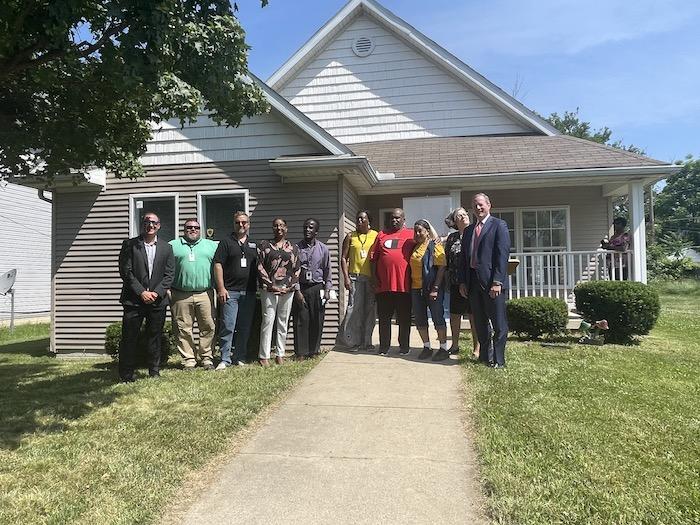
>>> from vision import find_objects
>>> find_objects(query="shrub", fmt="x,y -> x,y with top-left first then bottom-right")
574,281 -> 660,344
104,320 -> 176,365
647,243 -> 698,281
507,297 -> 568,340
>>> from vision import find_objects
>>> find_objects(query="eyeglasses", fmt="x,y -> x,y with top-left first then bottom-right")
185,225 -> 201,230
143,220 -> 160,226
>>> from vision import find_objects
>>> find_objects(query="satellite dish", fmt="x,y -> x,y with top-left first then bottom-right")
0,269 -> 17,295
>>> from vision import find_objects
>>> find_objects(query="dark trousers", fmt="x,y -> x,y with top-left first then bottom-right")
376,291 -> 412,351
468,270 -> 508,366
293,283 -> 325,357
119,304 -> 167,380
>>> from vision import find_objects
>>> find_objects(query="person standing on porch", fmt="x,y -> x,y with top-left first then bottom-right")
213,211 -> 259,370
601,217 -> 631,280
293,218 -> 333,359
117,211 -> 174,382
444,208 -> 480,358
459,193 -> 510,368
257,218 -> 300,366
169,218 -> 218,370
370,208 -> 415,356
410,220 -> 449,361
337,210 -> 378,351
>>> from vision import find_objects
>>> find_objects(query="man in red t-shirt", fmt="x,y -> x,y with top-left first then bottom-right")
370,208 -> 415,355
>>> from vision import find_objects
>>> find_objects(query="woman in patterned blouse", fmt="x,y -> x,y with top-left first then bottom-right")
444,208 -> 480,358
257,218 -> 301,366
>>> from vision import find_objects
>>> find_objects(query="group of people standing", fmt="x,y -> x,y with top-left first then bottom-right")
337,192 -> 510,368
117,211 -> 331,382
116,192 -> 510,383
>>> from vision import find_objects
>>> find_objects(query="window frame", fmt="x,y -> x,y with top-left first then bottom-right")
492,205 -> 571,253
128,192 -> 180,240
196,189 -> 249,240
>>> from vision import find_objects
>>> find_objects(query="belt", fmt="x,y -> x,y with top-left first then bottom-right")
172,288 -> 209,293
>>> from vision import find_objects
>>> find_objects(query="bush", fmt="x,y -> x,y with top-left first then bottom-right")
104,320 -> 176,365
507,297 -> 568,340
647,243 -> 698,281
574,281 -> 660,344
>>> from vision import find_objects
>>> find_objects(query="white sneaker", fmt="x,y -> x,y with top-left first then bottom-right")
235,361 -> 246,366
215,362 -> 228,371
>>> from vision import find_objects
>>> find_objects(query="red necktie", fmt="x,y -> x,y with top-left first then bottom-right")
470,222 -> 483,269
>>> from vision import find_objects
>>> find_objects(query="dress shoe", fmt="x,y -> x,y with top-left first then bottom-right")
275,356 -> 284,365
120,376 -> 135,384
148,371 -> 160,378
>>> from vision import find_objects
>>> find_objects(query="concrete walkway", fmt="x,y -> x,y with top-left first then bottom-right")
178,339 -> 486,524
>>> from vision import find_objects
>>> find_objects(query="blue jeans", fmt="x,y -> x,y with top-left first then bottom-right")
219,290 -> 256,365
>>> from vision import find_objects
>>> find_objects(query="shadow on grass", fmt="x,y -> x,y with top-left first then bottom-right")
0,338 -> 122,450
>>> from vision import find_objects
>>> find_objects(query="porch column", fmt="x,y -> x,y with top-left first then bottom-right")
629,181 -> 647,283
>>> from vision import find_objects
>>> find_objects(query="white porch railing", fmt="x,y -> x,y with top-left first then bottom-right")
507,250 -> 633,305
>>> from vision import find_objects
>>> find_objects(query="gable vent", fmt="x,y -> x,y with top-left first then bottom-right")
352,36 -> 375,57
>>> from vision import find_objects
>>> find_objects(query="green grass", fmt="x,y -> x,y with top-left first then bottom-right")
0,336 -> 316,524
0,322 -> 50,345
464,280 -> 700,524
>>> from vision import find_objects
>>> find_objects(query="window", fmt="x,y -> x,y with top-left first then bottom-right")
378,208 -> 394,231
491,211 -> 515,252
130,194 -> 179,242
197,190 -> 248,241
521,209 -> 567,252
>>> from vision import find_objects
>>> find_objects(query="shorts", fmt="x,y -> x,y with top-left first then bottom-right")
449,285 -> 472,316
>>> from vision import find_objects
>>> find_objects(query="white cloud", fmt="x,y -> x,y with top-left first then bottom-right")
422,0 -> 700,57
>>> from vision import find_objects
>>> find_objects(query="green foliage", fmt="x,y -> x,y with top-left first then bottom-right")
546,108 -> 644,154
0,1 -> 269,183
655,156 -> 700,246
647,242 -> 699,281
104,320 -> 176,364
574,281 -> 660,344
506,297 -> 568,340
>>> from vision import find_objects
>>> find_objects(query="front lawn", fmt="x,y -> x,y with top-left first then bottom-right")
464,280 -> 700,524
0,325 -> 316,524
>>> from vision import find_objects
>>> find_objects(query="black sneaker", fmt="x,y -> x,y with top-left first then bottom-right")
448,346 -> 460,355
399,348 -> 411,356
378,347 -> 389,356
432,349 -> 450,361
418,348 -> 433,360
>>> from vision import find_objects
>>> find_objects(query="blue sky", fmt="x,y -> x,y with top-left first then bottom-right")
236,0 -> 700,164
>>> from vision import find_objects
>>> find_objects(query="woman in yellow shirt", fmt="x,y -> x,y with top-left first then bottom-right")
337,210 -> 379,350
410,219 -> 449,361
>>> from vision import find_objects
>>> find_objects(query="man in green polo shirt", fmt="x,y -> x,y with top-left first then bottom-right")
169,218 -> 218,370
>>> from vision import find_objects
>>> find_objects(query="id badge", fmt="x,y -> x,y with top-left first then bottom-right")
360,249 -> 367,259
305,270 -> 312,282
240,257 -> 247,268
188,252 -> 195,262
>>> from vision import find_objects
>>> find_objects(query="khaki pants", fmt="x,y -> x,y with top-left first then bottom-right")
171,289 -> 216,367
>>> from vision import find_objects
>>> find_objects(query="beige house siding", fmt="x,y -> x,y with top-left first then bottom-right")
142,111 -> 325,166
279,14 -> 530,144
1,183 -> 51,321
52,162 -> 342,355
363,186 -> 609,251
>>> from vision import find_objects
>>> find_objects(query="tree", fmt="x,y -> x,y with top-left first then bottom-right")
654,157 -> 700,246
0,0 -> 269,183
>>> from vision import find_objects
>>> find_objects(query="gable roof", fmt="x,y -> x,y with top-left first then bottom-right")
250,73 -> 354,156
268,0 -> 559,136
351,135 -> 670,178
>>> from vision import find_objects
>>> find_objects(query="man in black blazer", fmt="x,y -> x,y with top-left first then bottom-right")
459,193 -> 510,368
118,211 -> 175,382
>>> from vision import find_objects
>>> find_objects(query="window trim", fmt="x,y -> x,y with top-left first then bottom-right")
196,189 -> 250,238
129,192 -> 180,239
378,207 -> 394,231
492,205 -> 571,252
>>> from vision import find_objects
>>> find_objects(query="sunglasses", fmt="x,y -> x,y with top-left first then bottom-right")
143,220 -> 160,226
185,225 -> 201,230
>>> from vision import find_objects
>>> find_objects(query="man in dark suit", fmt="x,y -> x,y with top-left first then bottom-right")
118,211 -> 175,382
459,193 -> 510,368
